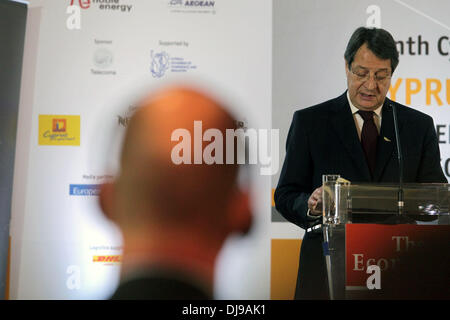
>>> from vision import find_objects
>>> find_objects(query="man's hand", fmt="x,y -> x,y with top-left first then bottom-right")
307,186 -> 323,216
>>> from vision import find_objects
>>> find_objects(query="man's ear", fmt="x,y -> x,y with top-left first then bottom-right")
99,182 -> 115,221
227,188 -> 253,235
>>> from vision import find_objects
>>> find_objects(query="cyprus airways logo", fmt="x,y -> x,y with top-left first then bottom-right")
52,119 -> 67,132
38,115 -> 80,146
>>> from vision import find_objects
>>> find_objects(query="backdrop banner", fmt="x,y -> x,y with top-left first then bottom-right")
10,0 -> 272,299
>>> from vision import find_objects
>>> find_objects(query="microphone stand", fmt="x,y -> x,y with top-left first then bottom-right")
391,103 -> 404,216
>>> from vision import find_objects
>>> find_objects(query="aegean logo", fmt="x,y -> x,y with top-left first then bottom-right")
169,0 -> 215,7
168,0 -> 216,14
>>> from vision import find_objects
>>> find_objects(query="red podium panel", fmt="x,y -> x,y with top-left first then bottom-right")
346,224 -> 450,296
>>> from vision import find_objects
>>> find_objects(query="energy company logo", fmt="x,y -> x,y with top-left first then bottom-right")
70,0 -> 133,12
93,255 -> 122,264
70,0 -> 90,9
38,115 -> 80,146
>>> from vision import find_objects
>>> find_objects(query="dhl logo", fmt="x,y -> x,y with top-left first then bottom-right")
92,255 -> 122,263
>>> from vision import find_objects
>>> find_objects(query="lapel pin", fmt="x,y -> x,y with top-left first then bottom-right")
384,136 -> 391,142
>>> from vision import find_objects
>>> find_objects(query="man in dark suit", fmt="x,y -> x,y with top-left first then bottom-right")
274,27 -> 447,299
99,87 -> 252,299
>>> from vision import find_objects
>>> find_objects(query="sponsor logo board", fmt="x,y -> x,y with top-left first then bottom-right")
38,115 -> 80,146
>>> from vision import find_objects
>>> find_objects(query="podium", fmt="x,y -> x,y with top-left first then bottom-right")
322,177 -> 450,299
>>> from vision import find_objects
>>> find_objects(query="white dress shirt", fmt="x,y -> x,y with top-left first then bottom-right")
347,91 -> 383,140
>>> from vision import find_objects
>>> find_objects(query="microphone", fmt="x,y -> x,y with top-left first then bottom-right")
390,103 -> 404,215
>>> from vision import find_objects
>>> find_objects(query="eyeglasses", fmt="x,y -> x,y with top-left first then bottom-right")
350,67 -> 392,84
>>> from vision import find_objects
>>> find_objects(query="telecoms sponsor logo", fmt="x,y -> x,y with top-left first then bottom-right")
92,39 -> 116,75
69,184 -> 101,196
38,115 -> 80,146
93,255 -> 122,265
93,48 -> 113,69
70,0 -> 133,12
150,49 -> 197,78
168,0 -> 216,14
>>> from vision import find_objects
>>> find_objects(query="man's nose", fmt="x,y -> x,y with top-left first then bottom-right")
364,76 -> 377,91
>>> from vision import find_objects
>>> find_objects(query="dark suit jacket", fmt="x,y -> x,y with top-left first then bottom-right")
110,268 -> 212,300
274,91 -> 447,299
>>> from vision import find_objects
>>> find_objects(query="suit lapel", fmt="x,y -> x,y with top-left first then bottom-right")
373,99 -> 399,181
329,92 -> 372,181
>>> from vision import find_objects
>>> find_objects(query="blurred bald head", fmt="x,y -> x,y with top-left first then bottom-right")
113,87 -> 240,227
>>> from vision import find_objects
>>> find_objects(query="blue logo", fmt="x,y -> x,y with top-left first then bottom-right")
168,0 -> 215,7
150,50 -> 170,78
69,184 -> 101,196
